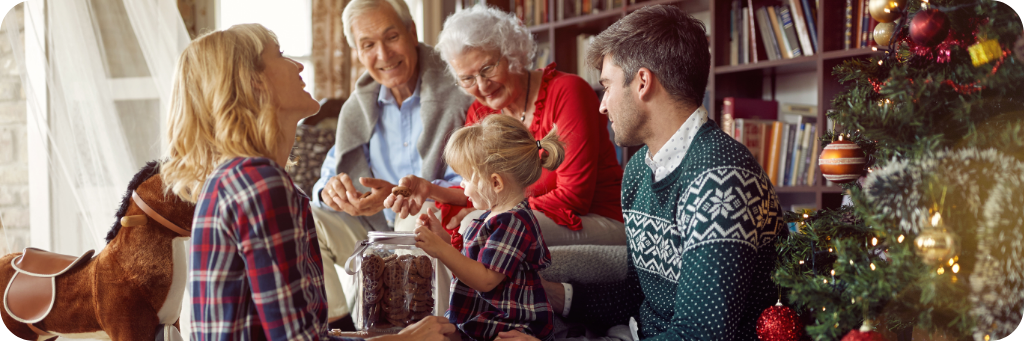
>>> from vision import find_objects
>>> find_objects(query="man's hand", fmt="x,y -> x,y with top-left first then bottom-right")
383,175 -> 433,219
541,279 -> 566,315
495,330 -> 541,341
322,173 -> 394,216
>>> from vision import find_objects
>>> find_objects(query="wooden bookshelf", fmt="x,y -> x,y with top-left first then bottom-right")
473,0 -> 881,210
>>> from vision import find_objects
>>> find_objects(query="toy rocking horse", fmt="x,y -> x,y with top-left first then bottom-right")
0,161 -> 194,341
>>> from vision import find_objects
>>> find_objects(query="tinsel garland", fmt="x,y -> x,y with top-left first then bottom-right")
973,170 -> 1024,340
860,148 -> 1024,340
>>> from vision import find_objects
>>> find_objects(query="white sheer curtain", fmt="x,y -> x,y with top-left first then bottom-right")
5,0 -> 190,339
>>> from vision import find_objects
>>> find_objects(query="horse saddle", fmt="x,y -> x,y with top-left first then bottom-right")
4,247 -> 95,323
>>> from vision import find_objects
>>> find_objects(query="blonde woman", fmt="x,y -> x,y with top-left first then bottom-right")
161,24 -> 453,341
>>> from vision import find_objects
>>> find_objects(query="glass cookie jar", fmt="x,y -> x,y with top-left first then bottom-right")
345,231 -> 438,333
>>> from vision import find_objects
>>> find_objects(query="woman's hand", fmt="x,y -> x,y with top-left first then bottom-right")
414,209 -> 452,258
495,330 -> 541,341
384,175 -> 434,219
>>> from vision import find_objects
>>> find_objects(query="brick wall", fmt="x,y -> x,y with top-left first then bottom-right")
0,4 -> 28,255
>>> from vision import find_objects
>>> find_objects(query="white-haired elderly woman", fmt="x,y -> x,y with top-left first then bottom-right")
385,4 -> 626,247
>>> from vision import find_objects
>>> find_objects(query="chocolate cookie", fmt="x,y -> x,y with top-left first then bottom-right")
386,289 -> 408,308
412,286 -> 432,302
364,274 -> 383,293
391,186 -> 412,197
385,261 -> 405,288
413,256 -> 432,278
409,298 -> 433,313
387,307 -> 410,325
363,285 -> 383,304
362,254 -> 386,279
408,271 -> 430,286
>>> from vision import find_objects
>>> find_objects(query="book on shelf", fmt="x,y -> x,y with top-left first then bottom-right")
766,6 -> 791,59
765,121 -> 785,185
787,0 -> 814,55
777,5 -> 803,58
844,0 -> 853,49
576,34 -> 600,85
747,0 -> 759,63
800,0 -> 819,53
778,103 -> 817,186
755,7 -> 781,61
535,41 -> 552,69
730,0 -> 740,65
859,0 -> 870,48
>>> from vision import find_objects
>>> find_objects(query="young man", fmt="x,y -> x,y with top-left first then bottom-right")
533,5 -> 785,341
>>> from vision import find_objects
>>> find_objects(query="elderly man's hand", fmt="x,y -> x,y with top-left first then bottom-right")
383,175 -> 433,219
322,173 -> 394,216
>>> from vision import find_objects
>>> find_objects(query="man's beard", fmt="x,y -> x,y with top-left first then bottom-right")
611,91 -> 648,147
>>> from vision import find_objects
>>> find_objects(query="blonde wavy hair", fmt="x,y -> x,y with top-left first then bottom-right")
161,24 -> 282,203
444,114 -> 564,209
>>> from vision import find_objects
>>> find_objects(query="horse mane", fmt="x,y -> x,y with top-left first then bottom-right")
105,160 -> 161,244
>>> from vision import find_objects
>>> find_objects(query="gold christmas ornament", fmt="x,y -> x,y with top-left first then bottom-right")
819,138 -> 866,184
873,22 -> 898,46
914,213 -> 960,265
869,0 -> 906,23
969,38 -> 1002,67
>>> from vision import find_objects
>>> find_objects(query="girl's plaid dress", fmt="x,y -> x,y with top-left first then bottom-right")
446,200 -> 555,341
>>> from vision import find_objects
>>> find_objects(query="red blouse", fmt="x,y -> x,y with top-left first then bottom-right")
465,64 -> 623,230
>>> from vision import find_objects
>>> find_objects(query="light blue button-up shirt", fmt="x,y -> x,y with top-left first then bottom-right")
311,81 -> 460,225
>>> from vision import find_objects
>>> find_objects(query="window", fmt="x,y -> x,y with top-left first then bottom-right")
219,0 -> 315,95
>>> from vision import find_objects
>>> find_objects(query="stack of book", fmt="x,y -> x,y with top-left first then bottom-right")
729,0 -> 818,65
844,0 -> 881,49
721,98 -> 824,187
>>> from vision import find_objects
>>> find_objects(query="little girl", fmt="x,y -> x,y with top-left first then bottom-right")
413,114 -> 564,341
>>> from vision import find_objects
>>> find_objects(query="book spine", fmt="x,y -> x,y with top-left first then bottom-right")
747,0 -> 759,63
741,11 -> 749,63
723,98 -> 736,139
730,1 -> 738,66
778,5 -> 803,58
789,123 -> 806,186
788,0 -> 814,55
801,0 -> 819,53
776,123 -> 791,186
745,122 -> 764,166
806,128 -> 820,186
799,124 -> 816,185
766,122 -> 784,185
756,8 -> 780,61
860,0 -> 870,48
783,124 -> 797,186
767,6 -> 790,59
844,0 -> 853,49
736,118 -> 746,144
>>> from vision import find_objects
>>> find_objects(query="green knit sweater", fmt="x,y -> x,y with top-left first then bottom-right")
570,121 -> 784,340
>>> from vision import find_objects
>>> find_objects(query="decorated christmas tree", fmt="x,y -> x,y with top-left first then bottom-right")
770,0 -> 1024,340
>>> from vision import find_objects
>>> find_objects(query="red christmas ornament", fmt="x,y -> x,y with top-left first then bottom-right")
910,9 -> 950,47
757,300 -> 803,341
841,321 -> 886,341
819,138 -> 866,184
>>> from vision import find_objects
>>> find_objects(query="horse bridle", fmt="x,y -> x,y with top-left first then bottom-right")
131,191 -> 191,237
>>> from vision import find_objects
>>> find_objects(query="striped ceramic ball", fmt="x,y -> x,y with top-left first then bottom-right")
818,140 -> 866,184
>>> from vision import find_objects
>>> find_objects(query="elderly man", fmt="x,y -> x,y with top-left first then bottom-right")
503,5 -> 785,341
310,0 -> 473,326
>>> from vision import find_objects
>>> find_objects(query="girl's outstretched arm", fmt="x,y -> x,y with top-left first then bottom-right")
414,212 -> 505,292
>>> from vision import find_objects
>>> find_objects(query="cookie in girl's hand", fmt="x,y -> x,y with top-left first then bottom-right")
391,186 -> 412,197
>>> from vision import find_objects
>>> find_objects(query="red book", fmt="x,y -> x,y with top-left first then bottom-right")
721,97 -> 779,121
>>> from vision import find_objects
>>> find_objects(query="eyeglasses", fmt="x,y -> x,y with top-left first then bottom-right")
457,58 -> 502,88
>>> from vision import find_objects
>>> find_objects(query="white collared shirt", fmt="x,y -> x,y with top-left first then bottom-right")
644,106 -> 708,182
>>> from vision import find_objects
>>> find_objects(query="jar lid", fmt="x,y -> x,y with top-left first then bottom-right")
367,231 -> 417,245
344,231 -> 418,275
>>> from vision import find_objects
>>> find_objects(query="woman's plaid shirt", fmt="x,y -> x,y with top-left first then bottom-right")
190,157 -> 350,341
